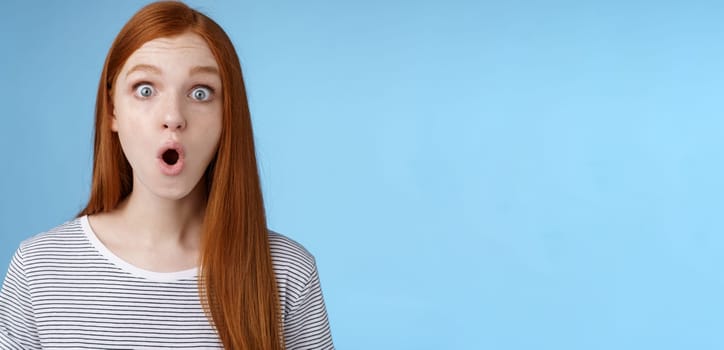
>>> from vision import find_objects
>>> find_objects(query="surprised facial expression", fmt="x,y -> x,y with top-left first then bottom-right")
112,32 -> 223,200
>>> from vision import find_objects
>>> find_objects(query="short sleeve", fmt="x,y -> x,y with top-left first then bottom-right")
0,247 -> 41,349
283,261 -> 334,350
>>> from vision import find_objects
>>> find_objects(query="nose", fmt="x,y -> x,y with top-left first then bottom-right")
164,117 -> 186,130
161,94 -> 187,131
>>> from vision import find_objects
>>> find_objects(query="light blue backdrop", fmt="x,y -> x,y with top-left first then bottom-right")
1,1 -> 723,349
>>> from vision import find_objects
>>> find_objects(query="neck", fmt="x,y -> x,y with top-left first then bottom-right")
115,180 -> 207,246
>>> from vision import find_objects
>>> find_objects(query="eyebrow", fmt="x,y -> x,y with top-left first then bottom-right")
125,64 -> 161,78
125,64 -> 219,78
189,65 -> 219,76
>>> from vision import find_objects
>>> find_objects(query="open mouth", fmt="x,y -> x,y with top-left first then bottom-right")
162,149 -> 179,165
157,143 -> 185,176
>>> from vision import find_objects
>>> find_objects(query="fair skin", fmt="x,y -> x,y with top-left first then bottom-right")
88,32 -> 223,273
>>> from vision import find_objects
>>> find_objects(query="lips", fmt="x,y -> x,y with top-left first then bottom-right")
157,142 -> 185,176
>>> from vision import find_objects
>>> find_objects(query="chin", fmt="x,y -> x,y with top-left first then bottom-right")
145,177 -> 203,201
155,188 -> 196,201
134,170 -> 207,202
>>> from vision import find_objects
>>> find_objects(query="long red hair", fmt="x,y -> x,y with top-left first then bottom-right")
77,2 -> 283,349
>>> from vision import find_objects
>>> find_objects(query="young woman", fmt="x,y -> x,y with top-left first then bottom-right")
0,2 -> 333,349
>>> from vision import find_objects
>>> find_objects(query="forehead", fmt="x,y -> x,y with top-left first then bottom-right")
121,32 -> 218,73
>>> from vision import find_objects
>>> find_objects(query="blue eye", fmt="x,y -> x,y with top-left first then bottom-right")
190,86 -> 212,101
134,83 -> 155,98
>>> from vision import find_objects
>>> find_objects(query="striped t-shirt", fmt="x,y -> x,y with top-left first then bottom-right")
0,216 -> 334,349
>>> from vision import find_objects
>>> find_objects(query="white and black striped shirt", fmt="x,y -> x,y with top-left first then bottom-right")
0,216 -> 334,349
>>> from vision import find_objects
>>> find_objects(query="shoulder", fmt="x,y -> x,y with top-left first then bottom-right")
17,217 -> 87,261
267,230 -> 326,316
268,230 -> 317,275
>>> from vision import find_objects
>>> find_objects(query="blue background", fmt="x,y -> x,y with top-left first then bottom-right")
2,1 -> 723,349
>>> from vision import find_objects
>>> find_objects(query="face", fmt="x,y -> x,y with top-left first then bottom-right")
111,32 -> 222,200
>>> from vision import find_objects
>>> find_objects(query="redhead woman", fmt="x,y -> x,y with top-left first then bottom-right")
0,1 -> 333,349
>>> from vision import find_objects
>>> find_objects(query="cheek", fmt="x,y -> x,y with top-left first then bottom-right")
113,113 -> 140,136
202,118 -> 223,155
113,108 -> 151,156
195,105 -> 223,148
212,112 -> 223,147
113,95 -> 153,132
111,95 -> 133,132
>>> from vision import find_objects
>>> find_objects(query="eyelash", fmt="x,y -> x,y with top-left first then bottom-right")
190,85 -> 215,102
131,82 -> 216,101
132,82 -> 155,98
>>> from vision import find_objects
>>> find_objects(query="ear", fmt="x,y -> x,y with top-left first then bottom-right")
110,104 -> 119,132
108,92 -> 119,132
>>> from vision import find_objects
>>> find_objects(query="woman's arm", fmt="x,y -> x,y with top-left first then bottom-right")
283,260 -> 334,350
0,247 -> 41,349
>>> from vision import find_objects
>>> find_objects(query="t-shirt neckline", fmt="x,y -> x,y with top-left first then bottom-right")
79,215 -> 199,282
